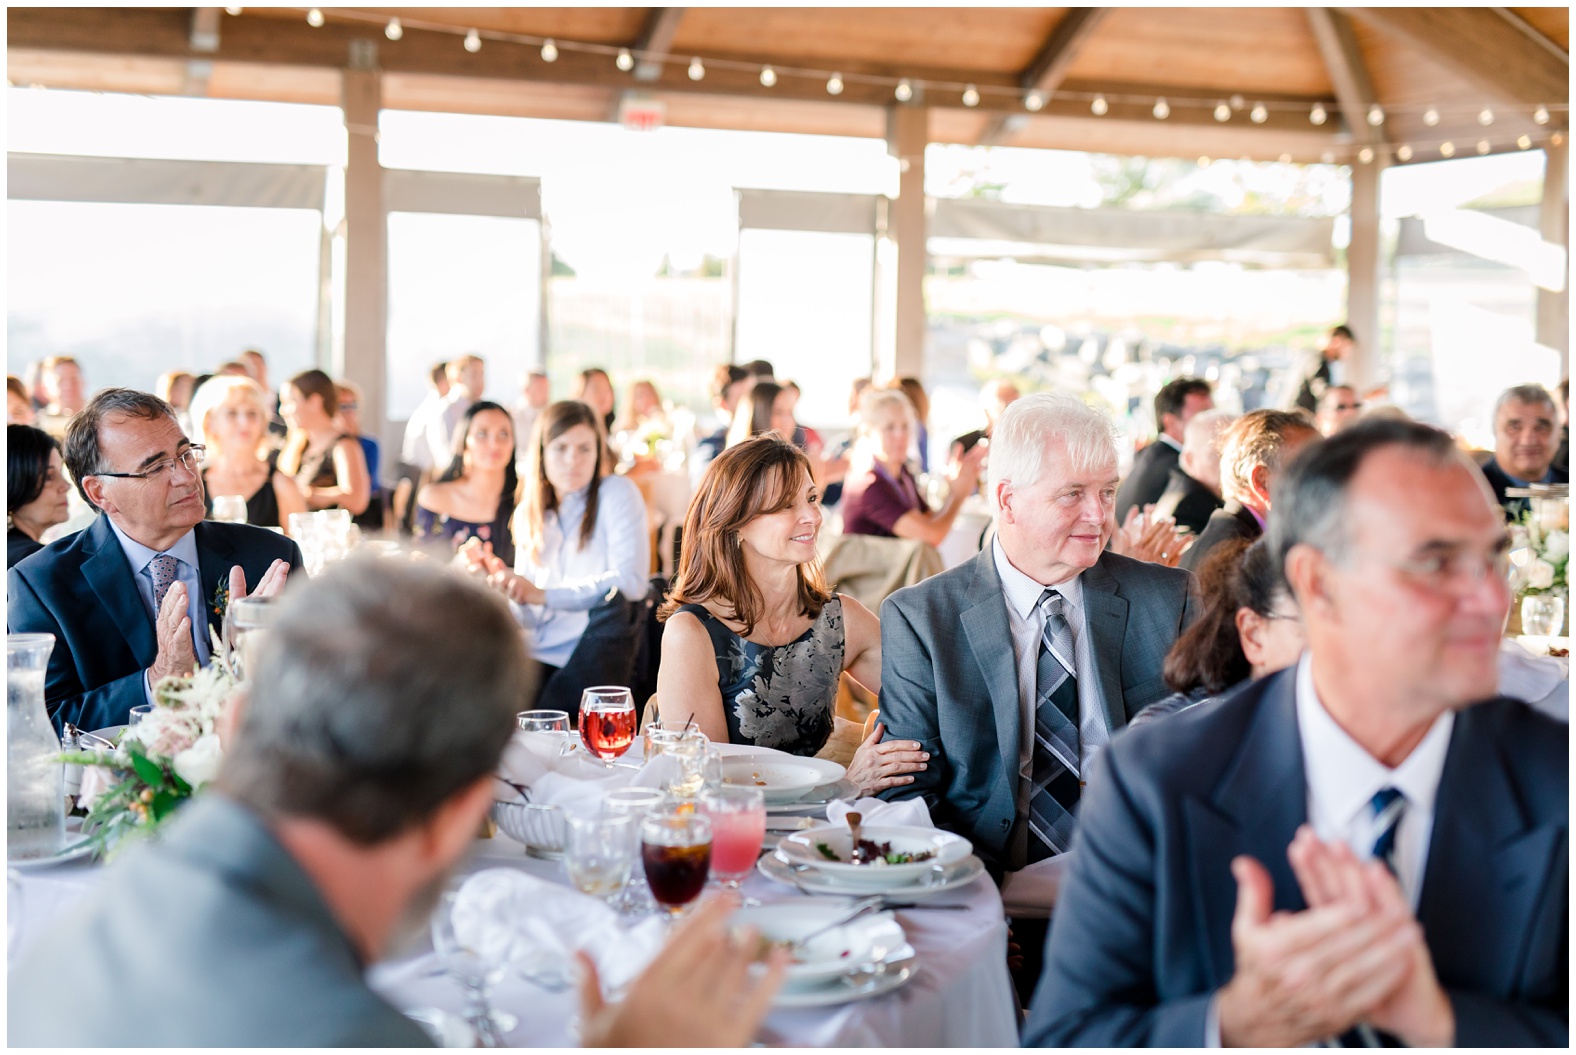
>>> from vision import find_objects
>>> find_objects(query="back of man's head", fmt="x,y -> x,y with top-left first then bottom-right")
1220,409 -> 1318,507
742,359 -> 775,381
219,559 -> 529,845
1180,408 -> 1236,491
1154,377 -> 1212,431
712,364 -> 749,403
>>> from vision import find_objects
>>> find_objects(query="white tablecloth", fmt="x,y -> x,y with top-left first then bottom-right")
11,825 -> 1019,1048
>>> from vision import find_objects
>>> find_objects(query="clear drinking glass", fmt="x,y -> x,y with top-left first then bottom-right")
128,705 -> 154,726
579,687 -> 637,765
8,635 -> 63,863
1521,593 -> 1565,637
222,594 -> 279,682
639,810 -> 712,918
430,889 -> 517,1047
603,787 -> 668,913
645,724 -> 708,798
210,494 -> 248,524
699,786 -> 766,900
563,811 -> 637,904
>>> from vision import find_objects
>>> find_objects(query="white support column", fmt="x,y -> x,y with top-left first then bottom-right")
341,57 -> 388,443
1347,157 -> 1385,391
885,105 -> 928,382
1537,140 -> 1569,376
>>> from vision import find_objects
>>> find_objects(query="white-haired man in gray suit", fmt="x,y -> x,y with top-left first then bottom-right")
878,392 -> 1198,999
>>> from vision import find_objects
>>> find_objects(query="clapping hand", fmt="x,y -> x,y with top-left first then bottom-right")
1109,505 -> 1188,567
457,537 -> 545,605
149,581 -> 198,682
227,559 -> 290,605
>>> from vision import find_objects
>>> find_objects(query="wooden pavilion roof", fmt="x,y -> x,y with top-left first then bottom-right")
7,7 -> 1569,164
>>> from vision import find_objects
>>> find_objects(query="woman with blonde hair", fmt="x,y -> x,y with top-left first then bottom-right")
840,387 -> 985,544
191,374 -> 306,530
656,435 -> 927,794
278,368 -> 370,516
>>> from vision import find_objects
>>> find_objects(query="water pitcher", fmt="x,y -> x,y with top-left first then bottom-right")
8,634 -> 63,862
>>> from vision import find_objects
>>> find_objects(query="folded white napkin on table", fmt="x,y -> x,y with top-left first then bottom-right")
493,729 -> 669,807
826,796 -> 933,829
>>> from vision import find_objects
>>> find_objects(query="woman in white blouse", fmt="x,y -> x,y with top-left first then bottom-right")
467,399 -> 650,715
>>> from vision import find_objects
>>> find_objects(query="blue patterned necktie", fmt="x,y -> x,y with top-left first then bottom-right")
149,553 -> 180,614
1028,589 -> 1081,863
1370,787 -> 1406,876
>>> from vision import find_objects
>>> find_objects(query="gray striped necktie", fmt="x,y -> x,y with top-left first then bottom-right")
1028,589 -> 1081,862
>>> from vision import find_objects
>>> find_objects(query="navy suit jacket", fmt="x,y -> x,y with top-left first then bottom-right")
7,516 -> 303,733
1023,669 -> 1568,1047
877,547 -> 1198,874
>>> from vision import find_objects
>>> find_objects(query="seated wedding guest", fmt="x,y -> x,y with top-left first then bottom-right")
951,376 -> 1021,458
892,377 -> 933,474
656,435 -> 928,794
1128,537 -> 1302,729
1152,408 -> 1234,536
1480,382 -> 1567,521
22,359 -> 49,412
1315,384 -> 1363,436
7,425 -> 71,568
1115,377 -> 1214,525
279,369 -> 371,518
8,389 -> 299,732
237,348 -> 287,437
8,374 -> 36,425
465,400 -> 649,716
415,401 -> 518,566
725,381 -> 802,450
155,370 -> 197,436
615,378 -> 667,433
10,558 -> 786,1046
513,369 -> 550,458
692,364 -> 751,484
743,358 -> 775,381
575,366 -> 617,434
1025,417 -> 1567,1047
335,380 -> 385,531
1179,408 -> 1317,574
878,393 -> 1197,999
426,355 -> 486,472
819,377 -> 873,507
190,375 -> 306,531
35,355 -> 88,439
401,360 -> 450,479
1554,377 -> 1569,475
841,388 -> 985,546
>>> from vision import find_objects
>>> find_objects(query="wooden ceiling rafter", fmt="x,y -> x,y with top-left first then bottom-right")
632,7 -> 686,82
1305,8 -> 1384,149
980,6 -> 1110,147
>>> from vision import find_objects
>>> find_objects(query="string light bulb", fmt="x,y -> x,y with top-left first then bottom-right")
225,6 -> 242,14
1024,90 -> 1044,112
540,39 -> 558,62
1250,102 -> 1268,124
1153,97 -> 1170,120
1397,144 -> 1413,161
463,29 -> 481,53
1358,147 -> 1374,164
895,79 -> 913,103
384,17 -> 402,40
1214,102 -> 1231,122
1553,132 -> 1566,147
1440,141 -> 1455,157
1366,105 -> 1384,127
1479,108 -> 1494,126
1518,134 -> 1533,150
962,85 -> 980,108
827,73 -> 844,95
1534,106 -> 1551,125
616,48 -> 634,71
1310,103 -> 1327,126
1278,153 -> 1292,164
306,8 -> 323,27
1091,94 -> 1108,116
1320,150 -> 1334,164
759,65 -> 776,87
1229,93 -> 1245,111
688,56 -> 705,80
1423,107 -> 1440,126
1477,140 -> 1490,155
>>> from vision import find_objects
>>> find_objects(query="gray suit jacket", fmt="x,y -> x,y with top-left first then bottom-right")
878,547 -> 1198,873
9,795 -> 431,1047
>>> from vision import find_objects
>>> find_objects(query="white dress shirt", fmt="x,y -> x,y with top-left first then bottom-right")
991,538 -> 1112,868
400,389 -> 445,469
424,389 -> 474,472
511,474 -> 650,668
106,518 -> 210,706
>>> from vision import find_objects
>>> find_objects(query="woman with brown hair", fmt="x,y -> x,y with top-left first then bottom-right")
466,400 -> 650,715
277,368 -> 371,516
656,435 -> 927,795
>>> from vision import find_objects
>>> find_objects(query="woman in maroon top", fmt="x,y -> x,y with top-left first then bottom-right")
840,387 -> 985,544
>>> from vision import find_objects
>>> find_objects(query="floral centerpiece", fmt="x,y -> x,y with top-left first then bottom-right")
1509,510 -> 1569,636
62,636 -> 237,859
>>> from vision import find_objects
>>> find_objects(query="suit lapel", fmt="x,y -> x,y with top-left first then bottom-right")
1081,557 -> 1130,732
1183,672 -> 1309,986
958,552 -> 1021,791
81,516 -> 158,667
194,522 -> 238,646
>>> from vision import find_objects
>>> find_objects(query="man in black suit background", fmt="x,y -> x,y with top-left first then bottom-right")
1180,408 -> 1317,574
1114,377 -> 1214,525
1478,383 -> 1568,521
1294,323 -> 1355,414
8,388 -> 301,732
1153,408 -> 1233,536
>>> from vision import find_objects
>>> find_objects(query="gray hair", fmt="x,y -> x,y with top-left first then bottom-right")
218,558 -> 531,845
1269,417 -> 1459,572
1182,408 -> 1236,461
62,387 -> 180,510
1493,383 -> 1557,421
189,375 -> 271,460
1220,409 -> 1316,505
987,392 -> 1118,500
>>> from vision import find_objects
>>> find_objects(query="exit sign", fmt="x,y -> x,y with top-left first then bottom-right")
619,96 -> 666,132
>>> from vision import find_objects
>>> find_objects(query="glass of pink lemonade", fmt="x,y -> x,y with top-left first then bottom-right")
698,786 -> 766,902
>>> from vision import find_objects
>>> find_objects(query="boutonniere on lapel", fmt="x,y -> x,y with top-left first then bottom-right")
211,577 -> 231,624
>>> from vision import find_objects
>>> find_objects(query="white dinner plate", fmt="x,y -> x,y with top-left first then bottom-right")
8,818 -> 95,871
758,850 -> 987,898
765,782 -> 845,815
733,901 -> 906,990
778,825 -> 972,889
769,943 -> 918,1008
720,753 -> 846,804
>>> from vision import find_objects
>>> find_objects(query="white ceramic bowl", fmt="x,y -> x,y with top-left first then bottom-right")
778,825 -> 972,889
719,752 -> 845,804
732,901 -> 905,989
490,801 -> 565,859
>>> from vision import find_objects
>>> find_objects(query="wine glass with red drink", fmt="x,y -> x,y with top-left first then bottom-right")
640,810 -> 713,918
579,687 -> 637,767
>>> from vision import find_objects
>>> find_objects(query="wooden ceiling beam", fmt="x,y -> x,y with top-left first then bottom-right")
632,7 -> 685,82
1340,6 -> 1567,108
981,6 -> 1110,147
1305,8 -> 1382,147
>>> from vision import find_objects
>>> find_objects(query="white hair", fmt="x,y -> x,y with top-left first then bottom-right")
987,392 -> 1119,504
1182,408 -> 1236,461
189,374 -> 271,459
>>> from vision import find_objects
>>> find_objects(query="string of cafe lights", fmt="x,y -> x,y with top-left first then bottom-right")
255,8 -> 1569,161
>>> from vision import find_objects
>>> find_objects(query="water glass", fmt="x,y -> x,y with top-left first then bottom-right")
222,594 -> 278,682
210,494 -> 248,524
517,709 -> 569,734
639,809 -> 712,917
645,725 -> 708,798
563,810 -> 637,903
602,787 -> 668,914
699,786 -> 765,896
579,687 -> 637,764
129,705 -> 154,726
1521,593 -> 1565,637
430,890 -> 516,1047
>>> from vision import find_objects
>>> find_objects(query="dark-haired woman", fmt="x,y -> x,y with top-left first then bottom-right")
278,369 -> 370,517
415,401 -> 518,566
7,424 -> 71,567
467,401 -> 649,715
1128,536 -> 1305,729
655,435 -> 927,795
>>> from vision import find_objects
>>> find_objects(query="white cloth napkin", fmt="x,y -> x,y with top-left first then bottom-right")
1500,639 -> 1569,722
826,796 -> 934,829
494,729 -> 668,806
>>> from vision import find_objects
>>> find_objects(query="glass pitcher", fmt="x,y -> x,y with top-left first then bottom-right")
8,634 -> 63,862
221,595 -> 279,682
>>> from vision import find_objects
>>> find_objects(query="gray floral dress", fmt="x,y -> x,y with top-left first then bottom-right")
675,598 -> 844,756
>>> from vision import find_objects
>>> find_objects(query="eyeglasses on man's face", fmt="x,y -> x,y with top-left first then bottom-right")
94,445 -> 206,482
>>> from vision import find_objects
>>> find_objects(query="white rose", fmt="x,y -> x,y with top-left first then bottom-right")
1545,530 -> 1570,562
77,764 -> 115,811
172,734 -> 224,790
1526,559 -> 1557,591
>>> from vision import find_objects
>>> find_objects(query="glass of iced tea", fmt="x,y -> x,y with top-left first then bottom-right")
698,786 -> 765,902
640,810 -> 713,917
579,687 -> 637,766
